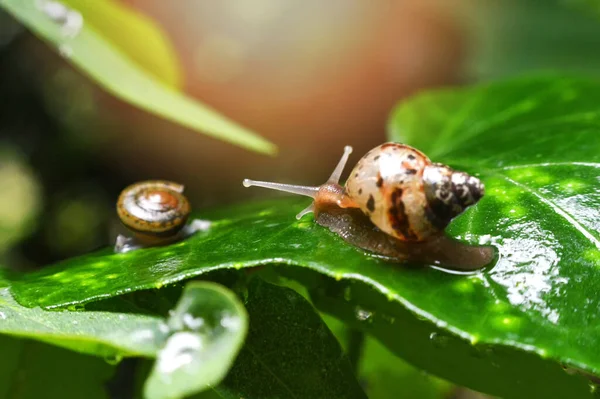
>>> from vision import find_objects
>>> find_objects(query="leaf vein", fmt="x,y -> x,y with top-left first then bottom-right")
495,173 -> 600,249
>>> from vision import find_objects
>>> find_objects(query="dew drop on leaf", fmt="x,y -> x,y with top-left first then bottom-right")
354,306 -> 373,323
103,354 -> 123,365
429,332 -> 449,348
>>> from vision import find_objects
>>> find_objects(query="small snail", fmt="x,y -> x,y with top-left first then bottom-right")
114,180 -> 210,253
243,143 -> 495,270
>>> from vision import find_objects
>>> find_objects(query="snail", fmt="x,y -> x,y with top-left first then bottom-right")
243,143 -> 495,271
114,180 -> 211,253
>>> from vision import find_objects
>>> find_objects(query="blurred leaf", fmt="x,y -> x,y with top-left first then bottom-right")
359,336 -> 453,399
321,314 -> 453,399
468,0 -> 600,80
308,278 -> 594,399
211,278 -> 366,399
0,147 -> 41,253
0,336 -> 115,399
0,286 -> 167,358
0,0 -> 276,155
60,0 -> 181,88
563,0 -> 600,17
144,281 -> 248,399
0,278 -> 248,398
1,278 -> 248,398
5,74 -> 600,397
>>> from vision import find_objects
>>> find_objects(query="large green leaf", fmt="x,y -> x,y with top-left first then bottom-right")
0,336 -> 115,399
211,278 -> 366,399
0,278 -> 248,398
307,274 -> 595,399
0,286 -> 166,357
321,313 -> 453,399
4,74 -> 600,397
0,0 -> 276,155
358,336 -> 453,399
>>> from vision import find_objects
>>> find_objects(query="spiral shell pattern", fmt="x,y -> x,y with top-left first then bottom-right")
117,180 -> 190,237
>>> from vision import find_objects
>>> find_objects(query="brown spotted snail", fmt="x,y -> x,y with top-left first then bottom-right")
243,143 -> 495,271
114,180 -> 210,253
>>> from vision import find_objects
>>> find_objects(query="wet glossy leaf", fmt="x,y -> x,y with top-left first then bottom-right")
212,279 -> 366,399
4,74 -> 600,397
0,0 -> 276,155
0,336 -> 115,399
144,281 -> 248,399
386,73 -> 600,394
308,276 -> 594,399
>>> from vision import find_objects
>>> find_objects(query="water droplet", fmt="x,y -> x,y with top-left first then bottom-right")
0,312 -> 6,320
182,313 -> 204,331
158,322 -> 170,334
157,332 -> 201,373
220,313 -> 241,330
415,313 -> 428,322
37,0 -> 83,38
429,332 -> 449,348
104,354 -> 123,365
354,306 -> 373,323
58,43 -> 73,58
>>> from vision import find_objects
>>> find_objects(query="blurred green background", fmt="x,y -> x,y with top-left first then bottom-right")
1,0 -> 600,397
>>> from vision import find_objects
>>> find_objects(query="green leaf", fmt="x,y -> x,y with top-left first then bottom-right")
0,336 -> 115,399
1,279 -> 248,399
6,74 -> 600,397
562,0 -> 600,19
59,0 -> 182,89
211,278 -> 366,399
0,286 -> 167,358
358,336 -> 453,399
386,73 -> 600,392
468,0 -> 600,80
309,276 -> 594,399
322,314 -> 453,399
0,0 -> 276,155
144,281 -> 248,399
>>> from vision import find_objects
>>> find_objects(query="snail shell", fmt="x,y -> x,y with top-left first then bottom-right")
243,142 -> 493,270
345,143 -> 484,241
117,180 -> 191,243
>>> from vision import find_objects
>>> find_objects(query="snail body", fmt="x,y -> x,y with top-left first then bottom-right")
243,143 -> 494,270
114,180 -> 209,253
